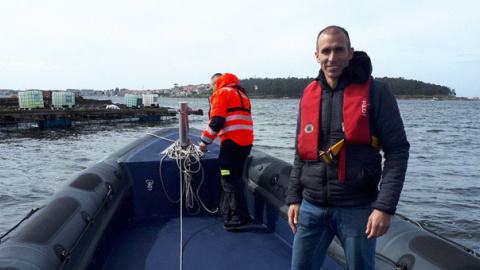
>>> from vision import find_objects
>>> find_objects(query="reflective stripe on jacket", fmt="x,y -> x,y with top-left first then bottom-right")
201,86 -> 254,146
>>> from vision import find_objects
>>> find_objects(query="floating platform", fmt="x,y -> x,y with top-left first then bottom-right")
0,107 -> 203,128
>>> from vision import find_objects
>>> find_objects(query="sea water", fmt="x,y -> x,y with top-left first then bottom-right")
1,97 -> 479,253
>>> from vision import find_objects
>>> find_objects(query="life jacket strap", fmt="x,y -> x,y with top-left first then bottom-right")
318,136 -> 381,163
318,139 -> 345,163
371,136 -> 381,151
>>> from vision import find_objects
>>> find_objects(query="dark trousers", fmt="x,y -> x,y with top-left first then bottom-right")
218,139 -> 252,221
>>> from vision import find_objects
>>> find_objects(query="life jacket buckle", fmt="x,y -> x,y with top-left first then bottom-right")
318,139 -> 345,164
318,150 -> 333,163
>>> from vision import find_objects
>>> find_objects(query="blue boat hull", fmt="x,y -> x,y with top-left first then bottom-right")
0,128 -> 478,270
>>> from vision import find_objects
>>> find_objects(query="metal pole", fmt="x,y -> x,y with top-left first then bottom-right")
178,102 -> 189,147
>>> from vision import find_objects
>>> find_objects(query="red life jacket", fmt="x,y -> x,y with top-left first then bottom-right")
297,77 -> 373,180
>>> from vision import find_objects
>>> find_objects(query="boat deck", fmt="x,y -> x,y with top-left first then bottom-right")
102,215 -> 292,270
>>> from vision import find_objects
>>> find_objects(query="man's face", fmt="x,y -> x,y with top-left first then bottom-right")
210,76 -> 219,90
315,32 -> 354,87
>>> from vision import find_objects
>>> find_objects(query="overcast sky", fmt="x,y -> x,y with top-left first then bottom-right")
1,0 -> 479,97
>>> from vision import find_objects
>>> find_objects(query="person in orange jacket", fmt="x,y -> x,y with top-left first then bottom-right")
199,73 -> 254,230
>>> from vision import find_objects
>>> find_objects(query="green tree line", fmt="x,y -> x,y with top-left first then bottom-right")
240,76 -> 455,98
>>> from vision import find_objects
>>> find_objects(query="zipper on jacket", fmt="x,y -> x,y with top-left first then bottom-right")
322,89 -> 334,205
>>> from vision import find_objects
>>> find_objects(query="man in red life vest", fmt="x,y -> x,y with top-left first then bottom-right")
286,26 -> 409,269
199,73 -> 254,230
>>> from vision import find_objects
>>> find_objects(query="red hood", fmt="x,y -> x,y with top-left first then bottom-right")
215,73 -> 239,91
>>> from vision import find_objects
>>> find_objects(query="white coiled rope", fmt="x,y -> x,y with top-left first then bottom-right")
156,139 -> 218,215
148,133 -> 218,269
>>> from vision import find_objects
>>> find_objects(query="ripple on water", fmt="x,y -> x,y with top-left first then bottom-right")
1,99 -> 480,253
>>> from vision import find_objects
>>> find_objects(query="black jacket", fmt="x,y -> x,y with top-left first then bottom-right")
286,51 -> 410,215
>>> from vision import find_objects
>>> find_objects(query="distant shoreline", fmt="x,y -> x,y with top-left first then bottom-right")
0,95 -> 477,102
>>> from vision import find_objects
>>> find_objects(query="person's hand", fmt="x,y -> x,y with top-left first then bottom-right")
366,209 -> 391,239
288,203 -> 300,234
199,141 -> 208,153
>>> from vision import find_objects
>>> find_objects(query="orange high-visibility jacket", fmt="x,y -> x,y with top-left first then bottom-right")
201,73 -> 254,146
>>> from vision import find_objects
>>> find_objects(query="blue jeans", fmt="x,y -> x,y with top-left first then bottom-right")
291,200 -> 376,270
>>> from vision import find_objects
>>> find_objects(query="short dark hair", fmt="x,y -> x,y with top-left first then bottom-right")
211,73 -> 222,80
316,25 -> 351,51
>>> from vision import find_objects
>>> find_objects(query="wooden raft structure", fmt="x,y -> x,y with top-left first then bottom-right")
0,107 -> 203,128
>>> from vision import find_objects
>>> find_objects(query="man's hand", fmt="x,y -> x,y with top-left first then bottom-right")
366,209 -> 391,239
288,203 -> 300,234
199,141 -> 208,153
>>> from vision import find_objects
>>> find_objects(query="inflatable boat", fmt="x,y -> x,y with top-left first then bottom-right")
1,105 -> 479,270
